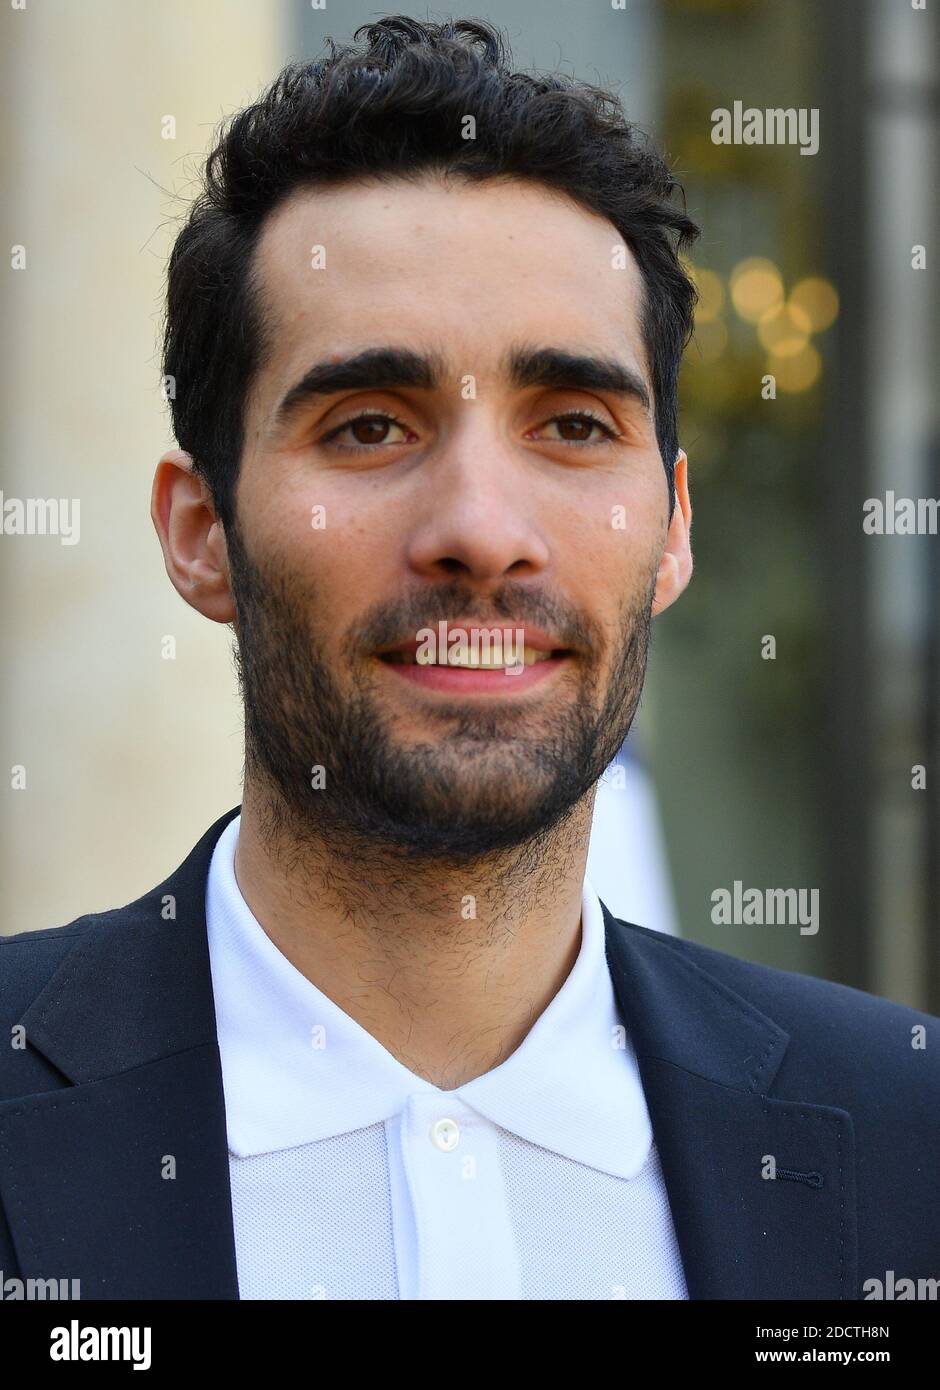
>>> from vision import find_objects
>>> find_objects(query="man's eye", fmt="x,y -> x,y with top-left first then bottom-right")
322,412 -> 412,451
537,413 -> 620,445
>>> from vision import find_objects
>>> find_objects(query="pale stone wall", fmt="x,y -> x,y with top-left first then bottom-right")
1,0 -> 289,932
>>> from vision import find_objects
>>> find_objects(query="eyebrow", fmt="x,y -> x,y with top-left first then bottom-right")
270,344 -> 652,434
508,346 -> 651,415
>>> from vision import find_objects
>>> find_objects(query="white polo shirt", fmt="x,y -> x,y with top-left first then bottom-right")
205,814 -> 688,1300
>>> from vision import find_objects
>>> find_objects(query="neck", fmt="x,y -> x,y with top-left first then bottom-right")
233,777 -> 596,1089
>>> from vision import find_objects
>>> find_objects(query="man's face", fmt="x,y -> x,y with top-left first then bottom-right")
223,174 -> 690,860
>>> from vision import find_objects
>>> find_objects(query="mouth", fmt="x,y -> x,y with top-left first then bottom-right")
374,627 -> 575,694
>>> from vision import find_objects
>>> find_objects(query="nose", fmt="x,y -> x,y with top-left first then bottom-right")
405,422 -> 551,584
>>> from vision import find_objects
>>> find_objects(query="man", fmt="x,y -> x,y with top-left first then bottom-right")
1,16 -> 936,1301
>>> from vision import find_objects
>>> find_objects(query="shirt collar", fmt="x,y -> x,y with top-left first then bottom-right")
206,814 -> 653,1179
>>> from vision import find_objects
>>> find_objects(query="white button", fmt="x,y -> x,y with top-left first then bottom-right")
430,1117 -> 460,1152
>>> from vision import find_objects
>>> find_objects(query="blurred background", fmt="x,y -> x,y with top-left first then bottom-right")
1,0 -> 937,1012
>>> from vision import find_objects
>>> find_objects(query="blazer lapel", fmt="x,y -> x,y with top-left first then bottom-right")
603,904 -> 858,1300
0,808 -> 242,1299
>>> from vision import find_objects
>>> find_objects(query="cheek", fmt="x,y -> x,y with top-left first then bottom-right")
298,493 -> 407,639
248,463 -> 397,609
557,470 -> 664,578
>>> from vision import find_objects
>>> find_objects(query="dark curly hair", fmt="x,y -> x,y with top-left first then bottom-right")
162,15 -> 700,531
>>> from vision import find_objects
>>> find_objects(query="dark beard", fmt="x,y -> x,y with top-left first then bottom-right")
225,520 -> 656,865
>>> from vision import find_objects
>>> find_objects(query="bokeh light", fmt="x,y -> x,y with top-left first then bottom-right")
730,257 -> 784,323
767,342 -> 822,393
788,276 -> 839,332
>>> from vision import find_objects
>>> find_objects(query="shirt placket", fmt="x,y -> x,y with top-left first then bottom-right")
397,1093 -> 522,1300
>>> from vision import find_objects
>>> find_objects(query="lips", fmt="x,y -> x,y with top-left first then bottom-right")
373,622 -> 573,693
377,652 -> 569,695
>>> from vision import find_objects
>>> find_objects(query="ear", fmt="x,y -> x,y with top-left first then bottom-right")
651,448 -> 692,617
150,449 -> 236,623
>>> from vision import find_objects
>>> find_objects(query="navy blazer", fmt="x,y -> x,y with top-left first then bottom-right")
1,806 -> 937,1300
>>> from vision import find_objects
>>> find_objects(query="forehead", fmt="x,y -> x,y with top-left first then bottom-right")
249,174 -> 649,418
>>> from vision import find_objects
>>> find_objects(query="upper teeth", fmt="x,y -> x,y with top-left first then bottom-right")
385,647 -> 553,667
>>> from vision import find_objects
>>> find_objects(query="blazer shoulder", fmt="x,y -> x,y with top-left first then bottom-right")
0,887 -> 198,1103
1,912 -> 110,1099
1,907 -> 127,1028
609,917 -> 940,1113
0,899 -> 158,1038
